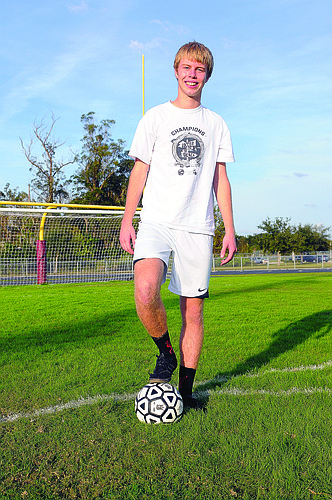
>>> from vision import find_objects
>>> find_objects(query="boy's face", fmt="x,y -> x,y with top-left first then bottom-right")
175,58 -> 208,102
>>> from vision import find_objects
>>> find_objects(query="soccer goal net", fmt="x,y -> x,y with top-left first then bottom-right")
0,203 -> 139,286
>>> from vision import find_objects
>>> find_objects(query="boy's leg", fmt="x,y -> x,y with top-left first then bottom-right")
134,258 -> 177,382
134,258 -> 167,337
179,296 -> 205,409
179,296 -> 204,368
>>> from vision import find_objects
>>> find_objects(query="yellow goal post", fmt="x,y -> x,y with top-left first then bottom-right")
0,201 -> 140,286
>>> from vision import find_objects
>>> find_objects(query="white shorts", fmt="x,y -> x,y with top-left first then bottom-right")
133,222 -> 213,298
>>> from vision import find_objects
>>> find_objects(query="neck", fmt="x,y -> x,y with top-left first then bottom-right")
171,94 -> 202,109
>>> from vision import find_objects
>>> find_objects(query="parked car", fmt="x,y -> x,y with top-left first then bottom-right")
253,257 -> 263,264
303,255 -> 316,262
296,255 -> 329,263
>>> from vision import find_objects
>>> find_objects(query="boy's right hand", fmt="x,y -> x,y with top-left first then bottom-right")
119,220 -> 136,255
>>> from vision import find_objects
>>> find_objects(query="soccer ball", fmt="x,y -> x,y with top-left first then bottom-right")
135,382 -> 183,424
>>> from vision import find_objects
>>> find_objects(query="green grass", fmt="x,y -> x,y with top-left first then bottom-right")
0,273 -> 331,499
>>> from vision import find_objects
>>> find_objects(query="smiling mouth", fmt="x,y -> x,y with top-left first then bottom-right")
185,81 -> 198,87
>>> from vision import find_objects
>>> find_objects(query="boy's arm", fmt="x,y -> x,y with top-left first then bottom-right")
213,162 -> 237,265
119,159 -> 149,254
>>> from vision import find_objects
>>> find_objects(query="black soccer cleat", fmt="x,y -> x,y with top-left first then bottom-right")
182,395 -> 206,412
149,352 -> 177,383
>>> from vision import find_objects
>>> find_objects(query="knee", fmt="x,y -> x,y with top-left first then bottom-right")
135,279 -> 160,308
134,259 -> 164,308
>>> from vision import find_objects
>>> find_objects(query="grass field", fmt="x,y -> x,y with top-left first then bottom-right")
0,272 -> 331,499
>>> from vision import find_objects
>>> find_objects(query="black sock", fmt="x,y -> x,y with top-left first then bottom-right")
152,330 -> 175,358
179,365 -> 196,397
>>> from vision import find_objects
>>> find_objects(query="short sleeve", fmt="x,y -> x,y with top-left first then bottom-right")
216,124 -> 235,163
129,110 -> 157,165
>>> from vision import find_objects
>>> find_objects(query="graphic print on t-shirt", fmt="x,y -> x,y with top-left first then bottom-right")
171,132 -> 204,176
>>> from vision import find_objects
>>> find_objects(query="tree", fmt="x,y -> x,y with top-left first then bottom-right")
0,183 -> 29,202
252,217 -> 331,254
20,113 -> 75,203
295,223 -> 331,252
70,112 -> 134,205
257,217 -> 295,254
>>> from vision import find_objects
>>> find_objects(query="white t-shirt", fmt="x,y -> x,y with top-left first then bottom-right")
129,101 -> 235,235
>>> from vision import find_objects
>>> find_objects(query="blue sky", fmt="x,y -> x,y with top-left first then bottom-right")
1,0 -> 331,236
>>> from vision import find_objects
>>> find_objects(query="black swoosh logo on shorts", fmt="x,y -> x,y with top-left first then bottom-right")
198,288 -> 207,292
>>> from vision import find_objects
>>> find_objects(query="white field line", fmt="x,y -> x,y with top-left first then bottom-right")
195,359 -> 332,385
1,392 -> 137,424
196,387 -> 332,398
1,360 -> 331,424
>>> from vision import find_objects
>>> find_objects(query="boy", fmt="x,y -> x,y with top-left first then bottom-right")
120,42 -> 237,409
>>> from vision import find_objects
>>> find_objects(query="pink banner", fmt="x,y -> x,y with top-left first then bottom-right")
36,240 -> 47,284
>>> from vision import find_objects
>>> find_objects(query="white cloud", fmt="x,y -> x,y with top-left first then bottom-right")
67,1 -> 88,13
129,38 -> 164,52
129,40 -> 144,51
0,35 -> 107,126
149,19 -> 189,36
293,172 -> 309,178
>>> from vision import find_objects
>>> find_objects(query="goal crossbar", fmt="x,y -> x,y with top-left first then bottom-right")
0,203 -> 139,286
0,201 -> 128,210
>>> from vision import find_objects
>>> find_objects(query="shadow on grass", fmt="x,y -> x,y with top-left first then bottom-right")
209,275 -> 323,299
0,290 -> 180,357
0,307 -> 141,355
196,309 -> 332,401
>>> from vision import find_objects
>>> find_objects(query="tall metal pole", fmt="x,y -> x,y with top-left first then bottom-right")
142,54 -> 145,116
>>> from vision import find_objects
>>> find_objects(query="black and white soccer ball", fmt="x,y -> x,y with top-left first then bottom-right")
135,382 -> 183,424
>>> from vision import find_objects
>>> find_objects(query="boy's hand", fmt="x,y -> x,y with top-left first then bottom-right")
220,233 -> 237,265
119,220 -> 136,255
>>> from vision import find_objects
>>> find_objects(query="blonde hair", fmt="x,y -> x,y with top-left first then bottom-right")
174,42 -> 214,80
